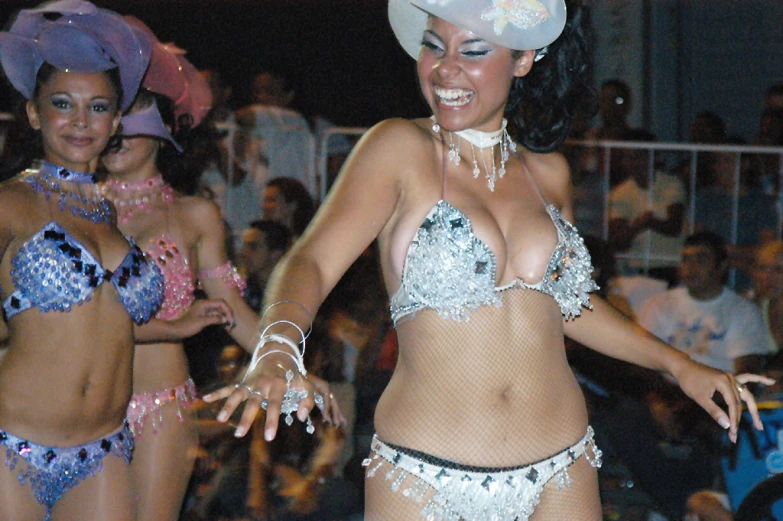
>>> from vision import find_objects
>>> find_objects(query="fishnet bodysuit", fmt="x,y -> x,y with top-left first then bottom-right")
367,146 -> 602,520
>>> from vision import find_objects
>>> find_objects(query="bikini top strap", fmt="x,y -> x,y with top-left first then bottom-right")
518,153 -> 550,210
439,128 -> 449,201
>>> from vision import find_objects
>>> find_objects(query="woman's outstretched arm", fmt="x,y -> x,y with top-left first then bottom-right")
205,118 -> 429,440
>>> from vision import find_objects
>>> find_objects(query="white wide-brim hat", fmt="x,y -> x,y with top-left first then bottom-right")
389,0 -> 567,59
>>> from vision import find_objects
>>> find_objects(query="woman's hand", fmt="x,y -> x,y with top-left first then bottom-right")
134,299 -> 234,343
203,352 -> 344,440
170,299 -> 235,338
670,357 -> 775,443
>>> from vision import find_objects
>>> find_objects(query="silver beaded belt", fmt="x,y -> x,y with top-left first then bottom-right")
363,426 -> 602,521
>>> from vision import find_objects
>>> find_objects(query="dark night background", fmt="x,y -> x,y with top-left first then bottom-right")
0,0 -> 431,126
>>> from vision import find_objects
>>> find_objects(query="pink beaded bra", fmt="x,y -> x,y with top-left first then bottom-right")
145,234 -> 195,320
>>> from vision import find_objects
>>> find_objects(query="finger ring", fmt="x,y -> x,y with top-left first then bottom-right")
328,393 -> 334,399
235,383 -> 253,394
261,399 -> 269,410
314,393 -> 325,410
250,389 -> 265,398
736,383 -> 748,394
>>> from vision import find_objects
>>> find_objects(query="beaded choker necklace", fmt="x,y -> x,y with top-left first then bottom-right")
25,161 -> 113,224
431,117 -> 517,192
102,175 -> 175,224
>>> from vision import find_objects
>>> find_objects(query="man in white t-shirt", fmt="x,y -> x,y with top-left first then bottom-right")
639,232 -> 771,374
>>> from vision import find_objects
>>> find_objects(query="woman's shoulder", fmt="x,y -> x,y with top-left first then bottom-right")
174,193 -> 222,221
0,174 -> 39,216
173,193 -> 224,234
358,118 -> 434,155
519,148 -> 572,208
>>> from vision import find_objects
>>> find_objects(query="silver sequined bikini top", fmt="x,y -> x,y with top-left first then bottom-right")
389,200 -> 597,326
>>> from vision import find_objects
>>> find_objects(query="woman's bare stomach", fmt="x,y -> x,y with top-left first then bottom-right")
374,290 -> 590,467
0,313 -> 134,446
132,341 -> 191,394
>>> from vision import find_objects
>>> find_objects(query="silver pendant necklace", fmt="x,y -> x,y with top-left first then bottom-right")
431,117 -> 516,192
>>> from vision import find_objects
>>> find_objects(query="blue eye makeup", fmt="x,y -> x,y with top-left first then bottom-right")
50,97 -> 71,110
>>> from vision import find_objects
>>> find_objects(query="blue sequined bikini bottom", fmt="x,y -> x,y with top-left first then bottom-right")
0,422 -> 134,521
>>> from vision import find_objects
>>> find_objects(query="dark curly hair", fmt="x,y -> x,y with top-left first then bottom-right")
505,0 -> 597,153
0,63 -> 122,180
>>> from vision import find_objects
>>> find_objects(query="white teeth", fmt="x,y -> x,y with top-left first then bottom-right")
434,87 -> 473,106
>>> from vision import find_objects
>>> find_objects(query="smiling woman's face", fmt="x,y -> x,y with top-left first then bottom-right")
26,69 -> 120,172
416,16 -> 533,133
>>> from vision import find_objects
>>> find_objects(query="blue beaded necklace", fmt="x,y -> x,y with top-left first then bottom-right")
25,161 -> 113,224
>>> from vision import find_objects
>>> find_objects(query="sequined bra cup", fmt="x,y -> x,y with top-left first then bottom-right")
389,201 -> 597,326
145,234 -> 195,320
1,222 -> 165,324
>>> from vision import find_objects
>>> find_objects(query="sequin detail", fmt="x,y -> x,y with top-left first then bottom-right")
363,427 -> 601,521
24,162 -> 113,224
481,0 -> 550,36
146,235 -> 195,320
197,261 -> 247,293
101,174 -> 174,224
0,423 -> 133,521
2,222 -> 165,324
126,379 -> 197,438
389,201 -> 596,326
390,201 -> 501,324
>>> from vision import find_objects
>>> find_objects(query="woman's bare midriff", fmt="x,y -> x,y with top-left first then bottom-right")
132,341 -> 191,394
0,294 -> 134,446
374,288 -> 589,468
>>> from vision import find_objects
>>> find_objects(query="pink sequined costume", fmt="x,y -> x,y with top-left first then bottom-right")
118,177 -> 247,437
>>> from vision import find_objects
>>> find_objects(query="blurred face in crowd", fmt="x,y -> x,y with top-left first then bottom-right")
252,72 -> 292,108
754,242 -> 783,300
27,69 -> 121,172
240,227 -> 270,278
599,83 -> 629,127
262,185 -> 295,227
101,98 -> 160,178
679,244 -> 726,300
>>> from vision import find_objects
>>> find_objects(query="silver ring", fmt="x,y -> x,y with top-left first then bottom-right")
314,393 -> 325,410
250,389 -> 265,398
261,399 -> 269,410
736,383 -> 748,394
328,392 -> 334,399
235,383 -> 253,394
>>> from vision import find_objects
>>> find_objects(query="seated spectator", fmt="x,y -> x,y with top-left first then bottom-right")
753,240 -> 783,371
609,129 -> 685,281
690,111 -> 728,145
240,220 -> 292,312
694,142 -> 778,289
197,69 -> 268,250
639,232 -> 772,374
235,70 -> 316,197
263,177 -> 316,239
765,82 -> 783,111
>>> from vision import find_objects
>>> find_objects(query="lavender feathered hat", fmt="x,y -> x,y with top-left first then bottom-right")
388,0 -> 567,59
0,0 -> 152,111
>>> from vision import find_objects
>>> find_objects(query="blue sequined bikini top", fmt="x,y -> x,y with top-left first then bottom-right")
389,190 -> 597,326
1,221 -> 165,324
